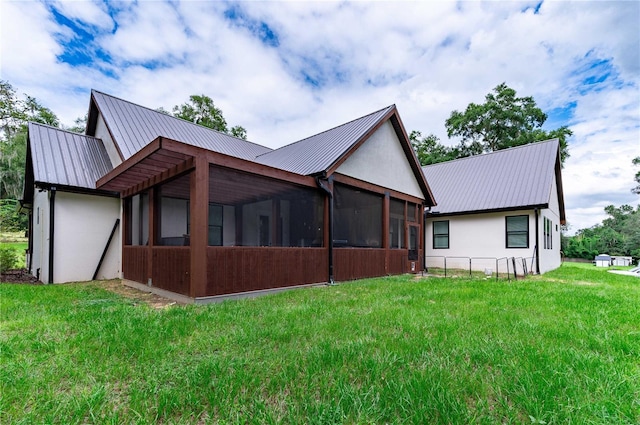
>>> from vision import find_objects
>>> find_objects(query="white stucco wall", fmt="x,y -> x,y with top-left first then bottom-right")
425,202 -> 563,275
537,174 -> 562,274
425,210 -> 538,274
54,192 -> 121,283
94,113 -> 122,167
29,188 -> 50,281
336,121 -> 424,199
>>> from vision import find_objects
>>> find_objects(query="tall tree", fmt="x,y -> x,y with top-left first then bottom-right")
632,156 -> 640,195
0,81 -> 59,199
409,131 -> 459,166
445,83 -> 571,164
172,94 -> 248,140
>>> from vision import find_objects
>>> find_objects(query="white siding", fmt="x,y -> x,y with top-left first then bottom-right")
336,121 -> 424,199
94,113 -> 122,167
54,192 -> 121,282
30,189 -> 50,281
426,203 -> 563,275
426,210 -> 537,274
537,174 -> 562,273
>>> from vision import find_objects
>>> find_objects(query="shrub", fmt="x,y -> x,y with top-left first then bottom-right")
0,246 -> 19,273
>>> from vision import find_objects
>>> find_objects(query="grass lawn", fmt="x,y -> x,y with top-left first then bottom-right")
1,263 -> 638,424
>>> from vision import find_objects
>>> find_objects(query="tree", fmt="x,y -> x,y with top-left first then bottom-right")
445,83 -> 571,164
409,131 -> 459,166
172,95 -> 248,140
0,80 -> 60,200
562,204 -> 640,260
632,156 -> 640,195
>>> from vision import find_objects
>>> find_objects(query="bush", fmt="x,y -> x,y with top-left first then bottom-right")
0,246 -> 19,273
0,199 -> 28,232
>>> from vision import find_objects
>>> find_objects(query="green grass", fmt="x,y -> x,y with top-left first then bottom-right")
1,263 -> 639,424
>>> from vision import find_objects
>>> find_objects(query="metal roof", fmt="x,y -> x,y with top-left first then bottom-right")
422,139 -> 562,215
255,105 -> 396,175
91,90 -> 272,161
28,122 -> 113,189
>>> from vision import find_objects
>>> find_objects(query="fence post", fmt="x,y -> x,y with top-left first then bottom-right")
444,257 -> 447,278
512,257 -> 517,280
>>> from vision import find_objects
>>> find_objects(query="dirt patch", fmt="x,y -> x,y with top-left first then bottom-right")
99,280 -> 182,309
1,270 -> 179,309
0,269 -> 40,284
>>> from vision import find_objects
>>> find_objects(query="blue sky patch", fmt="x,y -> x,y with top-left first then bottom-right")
223,5 -> 279,48
522,1 -> 543,14
544,101 -> 576,130
48,5 -> 114,69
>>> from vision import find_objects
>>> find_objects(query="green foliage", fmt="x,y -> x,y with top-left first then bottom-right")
0,80 -> 60,200
409,131 -> 459,166
0,245 -> 19,273
444,83 -> 571,165
563,204 -> 640,259
172,95 -> 248,140
0,199 -> 27,232
1,266 -> 638,423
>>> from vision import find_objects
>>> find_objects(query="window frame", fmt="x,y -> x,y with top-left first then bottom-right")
432,220 -> 449,249
505,215 -> 529,249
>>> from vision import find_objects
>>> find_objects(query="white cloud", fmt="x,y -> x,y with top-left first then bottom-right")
1,0 -> 638,232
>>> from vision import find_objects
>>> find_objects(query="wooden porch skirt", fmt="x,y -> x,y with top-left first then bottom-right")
123,246 -> 420,298
207,247 -> 327,296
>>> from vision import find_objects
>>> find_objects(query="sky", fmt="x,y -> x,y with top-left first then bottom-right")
1,0 -> 639,234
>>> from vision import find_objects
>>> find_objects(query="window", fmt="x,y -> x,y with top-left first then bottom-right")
334,184 -> 382,248
408,225 -> 419,260
544,217 -> 552,250
433,220 -> 449,249
389,198 -> 405,249
506,215 -> 528,248
208,203 -> 223,246
209,166 -> 324,247
125,191 -> 149,245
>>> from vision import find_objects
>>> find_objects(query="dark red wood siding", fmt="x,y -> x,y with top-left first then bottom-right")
152,247 -> 190,295
334,248 -> 386,281
123,246 -> 147,283
206,247 -> 327,296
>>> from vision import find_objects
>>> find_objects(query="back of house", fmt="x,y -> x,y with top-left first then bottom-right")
422,140 -> 566,275
23,90 -> 435,301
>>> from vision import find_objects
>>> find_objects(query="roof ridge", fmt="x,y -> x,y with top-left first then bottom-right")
28,121 -> 102,140
422,138 -> 559,169
90,89 -> 273,152
256,104 -> 396,159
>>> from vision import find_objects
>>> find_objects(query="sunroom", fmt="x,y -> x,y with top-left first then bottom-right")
98,136 -> 428,301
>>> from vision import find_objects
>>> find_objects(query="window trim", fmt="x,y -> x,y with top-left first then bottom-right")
505,215 -> 529,249
432,220 -> 449,249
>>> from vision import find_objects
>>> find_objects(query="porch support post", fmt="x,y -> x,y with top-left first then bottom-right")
383,192 -> 390,274
148,188 -> 155,284
190,158 -> 209,298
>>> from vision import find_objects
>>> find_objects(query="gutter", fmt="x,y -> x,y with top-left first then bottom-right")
316,175 -> 334,285
534,208 -> 540,274
48,187 -> 56,284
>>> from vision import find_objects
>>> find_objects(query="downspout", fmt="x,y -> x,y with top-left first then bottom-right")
48,187 -> 56,284
534,208 -> 540,275
316,176 -> 334,285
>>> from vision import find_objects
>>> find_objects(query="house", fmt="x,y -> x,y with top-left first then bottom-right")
421,140 -> 566,275
22,90 -> 435,302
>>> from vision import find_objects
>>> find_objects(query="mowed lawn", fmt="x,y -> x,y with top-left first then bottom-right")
1,264 -> 638,424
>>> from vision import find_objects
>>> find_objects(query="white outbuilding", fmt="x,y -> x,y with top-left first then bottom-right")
594,254 -> 612,267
